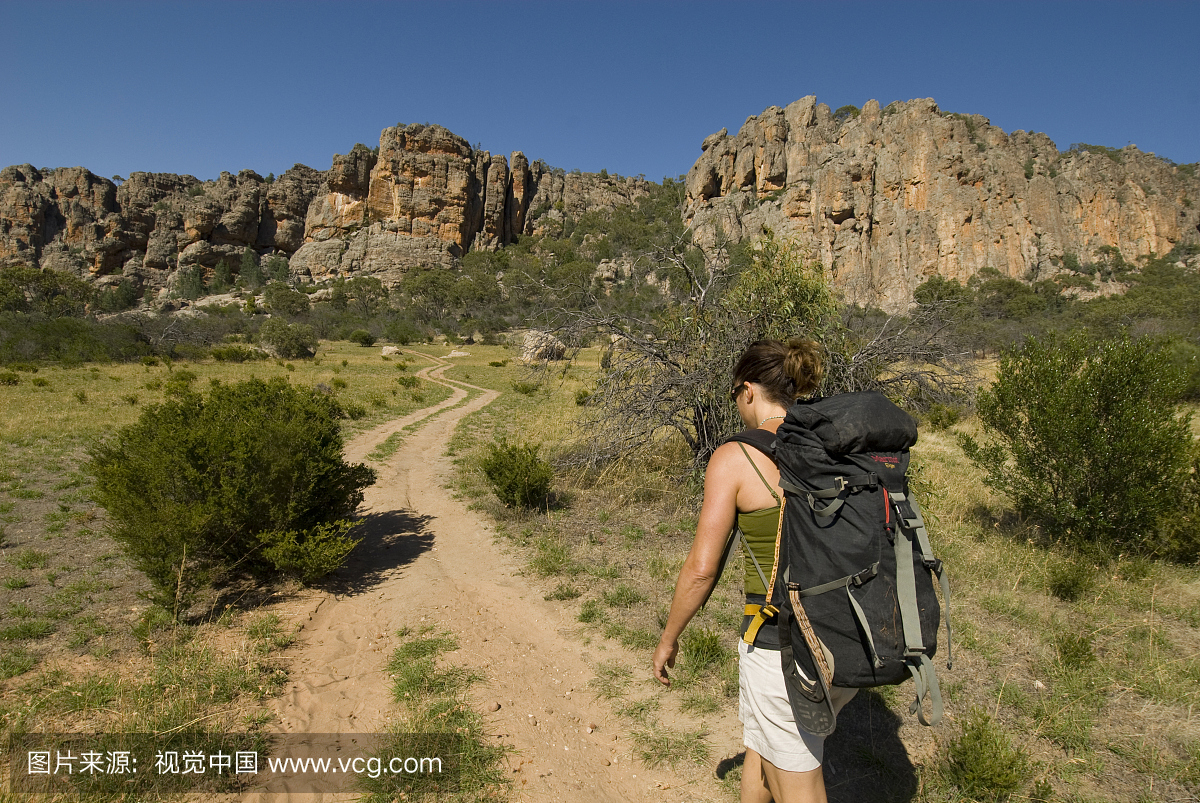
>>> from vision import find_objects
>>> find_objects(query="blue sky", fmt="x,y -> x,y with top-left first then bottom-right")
2,1 -> 1197,183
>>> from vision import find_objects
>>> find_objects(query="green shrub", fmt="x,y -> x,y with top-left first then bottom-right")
1047,559 -> 1095,601
396,375 -> 419,389
960,334 -> 1193,558
258,319 -> 317,359
262,281 -> 309,316
1053,631 -> 1096,672
264,255 -> 290,283
924,402 -> 960,430
260,519 -> 362,583
348,329 -> 376,347
0,371 -> 18,385
511,381 -> 538,395
575,388 -> 591,406
942,707 -> 1029,802
30,376 -> 49,387
86,377 -> 376,609
383,318 -> 423,345
239,248 -> 263,289
479,439 -> 553,509
176,264 -> 206,299
210,344 -> 267,362
163,369 -> 198,397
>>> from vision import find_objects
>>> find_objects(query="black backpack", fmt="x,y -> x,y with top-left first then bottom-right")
768,392 -> 951,735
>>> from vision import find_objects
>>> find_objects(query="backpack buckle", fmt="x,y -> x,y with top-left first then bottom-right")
851,564 -> 878,586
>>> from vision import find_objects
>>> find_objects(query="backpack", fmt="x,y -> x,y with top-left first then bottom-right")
765,392 -> 951,736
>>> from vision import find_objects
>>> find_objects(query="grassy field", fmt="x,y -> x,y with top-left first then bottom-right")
436,349 -> 1200,803
0,341 -> 453,786
2,338 -> 1198,802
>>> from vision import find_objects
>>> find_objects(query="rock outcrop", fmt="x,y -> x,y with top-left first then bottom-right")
1,123 -> 649,300
6,99 -> 1196,311
0,163 -> 325,297
686,96 -> 1200,311
288,123 -> 650,283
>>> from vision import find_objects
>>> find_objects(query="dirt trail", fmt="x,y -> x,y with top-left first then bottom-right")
259,352 -> 734,801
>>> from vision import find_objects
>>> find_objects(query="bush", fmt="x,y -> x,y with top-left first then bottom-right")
262,281 -> 310,317
0,371 -> 18,385
258,319 -> 317,359
86,377 -> 376,609
396,375 -> 419,389
1047,559 -> 1095,602
923,402 -> 960,430
942,707 -> 1029,802
479,439 -> 553,509
960,334 -> 1193,558
210,345 -> 267,362
348,329 -> 376,347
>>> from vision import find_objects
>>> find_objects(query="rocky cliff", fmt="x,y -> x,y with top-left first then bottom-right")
0,124 -> 648,298
5,99 -> 1198,311
685,96 -> 1200,311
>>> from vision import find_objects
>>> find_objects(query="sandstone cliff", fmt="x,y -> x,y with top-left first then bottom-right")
287,123 -> 649,285
0,124 -> 648,300
685,96 -> 1200,312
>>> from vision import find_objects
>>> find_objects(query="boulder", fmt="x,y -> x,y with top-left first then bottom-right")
521,330 -> 567,362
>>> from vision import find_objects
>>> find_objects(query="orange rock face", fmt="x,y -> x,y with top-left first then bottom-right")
686,96 -> 1200,311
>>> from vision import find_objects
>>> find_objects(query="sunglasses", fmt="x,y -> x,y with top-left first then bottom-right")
730,382 -> 746,402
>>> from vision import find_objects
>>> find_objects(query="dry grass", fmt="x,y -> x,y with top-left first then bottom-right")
443,351 -> 1200,802
0,341 -> 453,442
0,338 -> 454,794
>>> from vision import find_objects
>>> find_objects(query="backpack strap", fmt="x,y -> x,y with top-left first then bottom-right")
744,494 -> 787,645
780,473 -> 879,518
727,433 -> 784,645
889,488 -> 950,727
736,443 -> 782,507
889,490 -> 953,670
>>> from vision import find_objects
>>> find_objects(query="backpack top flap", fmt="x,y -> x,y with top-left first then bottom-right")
781,392 -> 918,455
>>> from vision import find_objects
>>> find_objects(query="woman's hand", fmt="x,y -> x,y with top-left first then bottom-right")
652,637 -> 678,686
650,442 -> 743,687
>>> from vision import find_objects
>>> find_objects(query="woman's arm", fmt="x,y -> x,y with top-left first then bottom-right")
652,445 -> 741,685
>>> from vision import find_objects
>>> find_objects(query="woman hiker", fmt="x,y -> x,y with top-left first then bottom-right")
652,338 -> 856,803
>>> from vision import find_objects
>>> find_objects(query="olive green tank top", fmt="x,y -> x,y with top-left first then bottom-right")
736,443 -> 782,597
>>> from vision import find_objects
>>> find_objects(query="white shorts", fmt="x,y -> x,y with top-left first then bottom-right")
737,640 -> 857,773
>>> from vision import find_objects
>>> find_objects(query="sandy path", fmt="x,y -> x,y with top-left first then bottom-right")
257,352 -> 734,801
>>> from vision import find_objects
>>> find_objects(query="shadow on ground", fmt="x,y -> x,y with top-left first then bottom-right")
714,690 -> 917,802
824,690 -> 919,802
318,509 -> 436,595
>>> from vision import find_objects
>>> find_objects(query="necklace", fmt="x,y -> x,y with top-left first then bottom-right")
759,415 -> 785,427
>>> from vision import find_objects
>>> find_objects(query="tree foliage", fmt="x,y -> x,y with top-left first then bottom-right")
554,231 -> 970,469
960,333 -> 1196,560
258,318 -> 317,358
0,265 -> 94,316
87,377 -> 376,609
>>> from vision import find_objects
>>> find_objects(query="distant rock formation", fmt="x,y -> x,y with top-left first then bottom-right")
0,124 -> 649,300
0,163 -> 325,297
685,96 -> 1200,311
5,98 -> 1198,312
